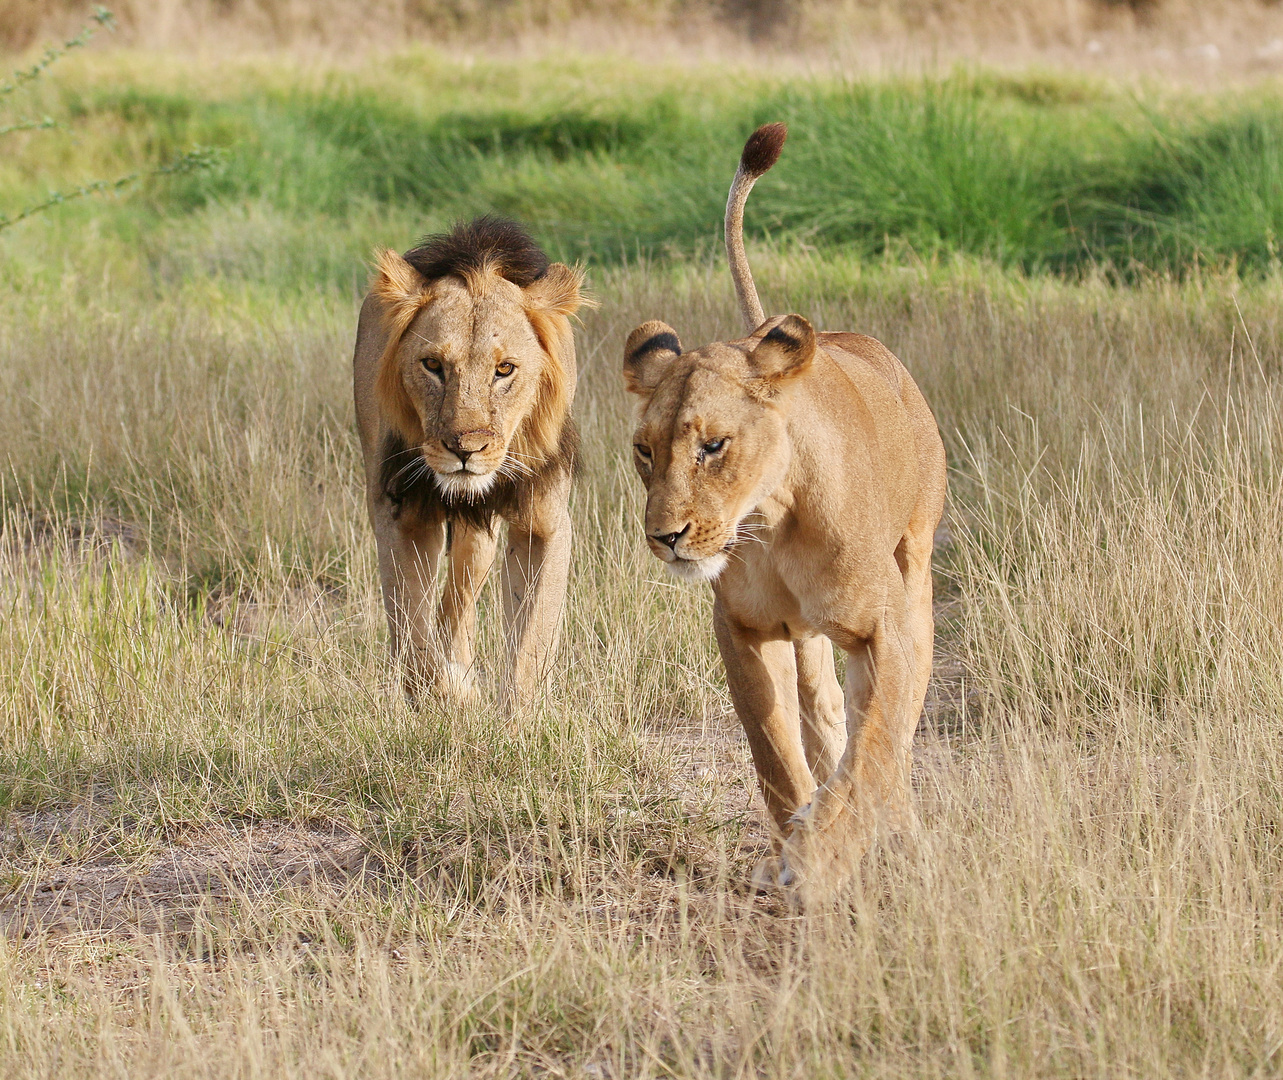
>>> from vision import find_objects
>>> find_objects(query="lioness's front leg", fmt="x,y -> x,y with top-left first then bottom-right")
784,574 -> 918,899
371,497 -> 447,702
714,598 -> 816,836
499,474 -> 573,711
435,520 -> 499,701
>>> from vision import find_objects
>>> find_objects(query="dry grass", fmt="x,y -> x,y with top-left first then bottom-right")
1,248 -> 1282,1074
9,0 -> 1283,84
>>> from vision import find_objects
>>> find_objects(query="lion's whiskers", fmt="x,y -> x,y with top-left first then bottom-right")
498,455 -> 535,478
390,454 -> 431,487
731,521 -> 770,548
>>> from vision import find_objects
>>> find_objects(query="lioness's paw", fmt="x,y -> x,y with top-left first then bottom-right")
781,813 -> 871,907
750,856 -> 794,895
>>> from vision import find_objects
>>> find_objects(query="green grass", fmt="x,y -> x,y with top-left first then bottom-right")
5,53 -> 1283,288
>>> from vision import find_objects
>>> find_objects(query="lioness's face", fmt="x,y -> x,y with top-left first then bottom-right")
623,317 -> 815,583
390,276 -> 550,498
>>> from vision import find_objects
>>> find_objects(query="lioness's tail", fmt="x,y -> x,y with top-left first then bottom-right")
725,122 -> 787,333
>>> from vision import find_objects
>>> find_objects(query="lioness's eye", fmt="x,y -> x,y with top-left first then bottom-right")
634,444 -> 652,461
701,438 -> 727,458
420,355 -> 443,375
495,361 -> 516,379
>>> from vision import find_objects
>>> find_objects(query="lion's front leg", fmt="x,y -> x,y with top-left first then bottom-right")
499,479 -> 572,713
783,576 -> 918,905
434,520 -> 499,702
372,498 -> 447,704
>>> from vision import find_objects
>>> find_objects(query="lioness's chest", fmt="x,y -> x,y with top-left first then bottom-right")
716,545 -> 819,640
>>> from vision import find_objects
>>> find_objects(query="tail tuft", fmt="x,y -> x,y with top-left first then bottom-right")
739,122 -> 787,179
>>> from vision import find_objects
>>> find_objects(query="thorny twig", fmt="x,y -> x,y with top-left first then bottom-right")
0,148 -> 220,233
0,7 -> 115,98
1,9 -> 219,233
0,116 -> 56,138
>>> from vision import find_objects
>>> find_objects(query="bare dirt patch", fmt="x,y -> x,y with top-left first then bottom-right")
1,812 -> 382,939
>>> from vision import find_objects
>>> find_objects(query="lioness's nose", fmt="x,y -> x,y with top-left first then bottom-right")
652,524 -> 690,550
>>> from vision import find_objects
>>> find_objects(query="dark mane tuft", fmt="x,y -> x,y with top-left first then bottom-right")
403,215 -> 550,288
739,122 -> 787,179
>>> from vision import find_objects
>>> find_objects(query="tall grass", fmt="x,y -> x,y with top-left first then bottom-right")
4,249 -> 1283,1073
3,0 -> 1267,50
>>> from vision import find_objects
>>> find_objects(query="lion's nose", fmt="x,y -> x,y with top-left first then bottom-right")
652,524 -> 690,550
443,431 -> 493,464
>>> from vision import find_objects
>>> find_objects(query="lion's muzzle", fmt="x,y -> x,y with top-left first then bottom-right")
441,428 -> 498,467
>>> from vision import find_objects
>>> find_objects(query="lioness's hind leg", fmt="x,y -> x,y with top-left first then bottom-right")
783,570 -> 917,902
795,637 -> 845,787
896,526 -> 937,774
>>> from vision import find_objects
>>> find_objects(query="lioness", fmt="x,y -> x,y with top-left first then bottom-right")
622,125 -> 947,901
353,217 -> 587,710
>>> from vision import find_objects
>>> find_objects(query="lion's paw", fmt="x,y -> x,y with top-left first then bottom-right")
435,660 -> 480,704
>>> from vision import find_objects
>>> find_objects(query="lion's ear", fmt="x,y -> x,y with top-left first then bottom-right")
371,248 -> 432,331
623,321 -> 683,396
370,249 -> 430,441
524,262 -> 590,318
746,314 -> 815,394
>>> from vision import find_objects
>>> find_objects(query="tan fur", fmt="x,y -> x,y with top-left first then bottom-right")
371,249 -> 433,441
622,132 -> 948,907
354,244 -> 587,712
517,263 -> 586,466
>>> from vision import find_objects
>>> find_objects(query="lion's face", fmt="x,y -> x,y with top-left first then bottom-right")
372,249 -> 583,502
622,317 -> 816,583
392,276 -> 550,498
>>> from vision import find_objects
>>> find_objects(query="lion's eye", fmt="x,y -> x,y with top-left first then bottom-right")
495,361 -> 516,379
700,437 -> 727,460
420,355 -> 443,375
634,444 -> 653,462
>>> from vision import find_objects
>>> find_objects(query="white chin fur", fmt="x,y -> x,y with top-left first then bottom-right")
664,552 -> 729,583
433,469 -> 498,500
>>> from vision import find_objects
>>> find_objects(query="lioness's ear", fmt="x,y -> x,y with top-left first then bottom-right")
746,314 -> 816,394
371,248 -> 433,332
524,262 -> 591,318
623,321 -> 683,396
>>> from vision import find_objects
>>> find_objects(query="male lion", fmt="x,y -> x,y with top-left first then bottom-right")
621,125 -> 947,902
353,217 -> 587,710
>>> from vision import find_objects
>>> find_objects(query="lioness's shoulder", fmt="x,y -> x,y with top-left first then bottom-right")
818,332 -> 907,398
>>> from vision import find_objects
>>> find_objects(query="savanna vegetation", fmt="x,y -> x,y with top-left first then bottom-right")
2,25 -> 1283,1079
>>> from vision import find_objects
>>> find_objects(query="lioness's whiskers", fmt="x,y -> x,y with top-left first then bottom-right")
732,522 -> 769,547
